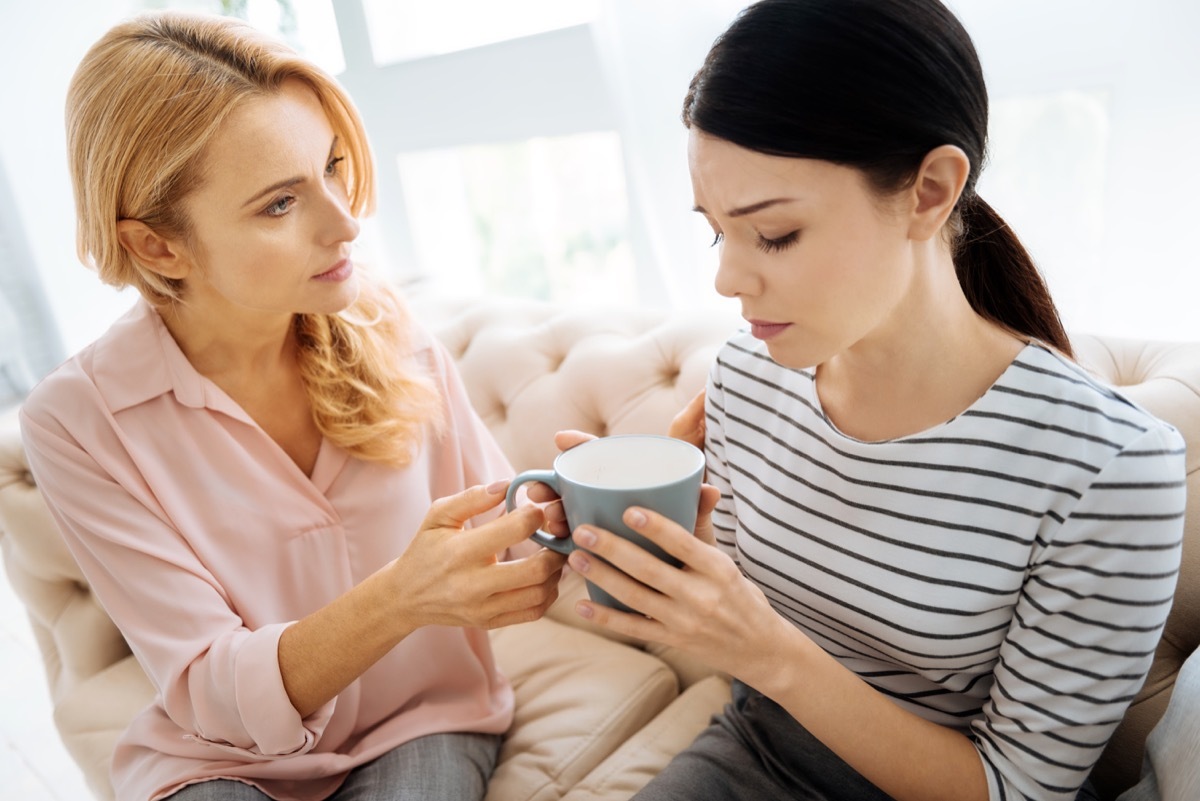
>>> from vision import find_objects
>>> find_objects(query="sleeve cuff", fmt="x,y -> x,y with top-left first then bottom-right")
224,622 -> 336,757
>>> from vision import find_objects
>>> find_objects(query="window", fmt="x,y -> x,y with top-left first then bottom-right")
361,0 -> 599,64
397,132 -> 635,302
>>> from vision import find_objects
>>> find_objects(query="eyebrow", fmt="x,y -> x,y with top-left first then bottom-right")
241,136 -> 340,209
692,197 -> 799,218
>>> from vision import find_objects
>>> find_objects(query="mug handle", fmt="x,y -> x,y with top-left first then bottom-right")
505,470 -> 575,554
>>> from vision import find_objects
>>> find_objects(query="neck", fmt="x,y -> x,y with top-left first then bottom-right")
156,301 -> 299,383
816,240 -> 1024,441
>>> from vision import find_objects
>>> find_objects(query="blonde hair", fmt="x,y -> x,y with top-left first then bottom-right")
67,11 -> 442,465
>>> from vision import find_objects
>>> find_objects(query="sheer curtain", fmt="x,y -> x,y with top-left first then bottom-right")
590,0 -> 744,312
592,0 -> 1200,339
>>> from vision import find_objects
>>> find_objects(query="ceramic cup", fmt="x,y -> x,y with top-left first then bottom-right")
505,434 -> 705,613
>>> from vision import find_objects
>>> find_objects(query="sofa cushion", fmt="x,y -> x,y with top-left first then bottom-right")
486,617 -> 680,801
560,675 -> 731,801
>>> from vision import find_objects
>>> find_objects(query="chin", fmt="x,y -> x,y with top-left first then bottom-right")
764,341 -> 822,371
313,275 -> 362,315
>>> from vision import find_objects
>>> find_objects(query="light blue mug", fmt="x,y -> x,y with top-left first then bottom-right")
505,434 -> 705,613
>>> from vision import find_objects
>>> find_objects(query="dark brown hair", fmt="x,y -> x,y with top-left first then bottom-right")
684,0 -> 1072,356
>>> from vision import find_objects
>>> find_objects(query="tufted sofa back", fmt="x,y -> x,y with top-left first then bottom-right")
0,295 -> 1196,800
420,295 -> 738,473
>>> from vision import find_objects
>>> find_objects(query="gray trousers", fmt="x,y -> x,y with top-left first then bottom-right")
633,680 -> 1099,801
165,731 -> 502,801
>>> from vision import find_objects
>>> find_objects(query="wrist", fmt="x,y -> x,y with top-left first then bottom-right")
741,614 -> 817,699
374,559 -> 421,642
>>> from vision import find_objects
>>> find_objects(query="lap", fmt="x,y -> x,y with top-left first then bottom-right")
165,731 -> 502,801
166,780 -> 271,801
634,681 -> 1101,801
633,681 -> 892,801
336,731 -> 501,801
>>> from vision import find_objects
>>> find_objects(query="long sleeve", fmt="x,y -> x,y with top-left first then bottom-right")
15,302 -> 517,801
975,425 -> 1186,800
705,332 -> 1187,801
20,404 -> 331,758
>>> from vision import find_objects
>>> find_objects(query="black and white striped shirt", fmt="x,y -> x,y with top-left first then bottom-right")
706,332 -> 1186,801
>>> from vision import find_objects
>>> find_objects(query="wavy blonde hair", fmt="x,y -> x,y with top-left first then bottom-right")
66,10 -> 442,466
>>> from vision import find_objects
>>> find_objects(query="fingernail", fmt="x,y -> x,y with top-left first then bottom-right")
626,508 -> 647,527
574,527 -> 598,548
486,479 -> 508,494
568,551 -> 590,573
575,601 -> 594,620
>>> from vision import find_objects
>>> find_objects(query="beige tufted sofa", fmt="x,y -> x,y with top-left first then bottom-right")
0,293 -> 1197,801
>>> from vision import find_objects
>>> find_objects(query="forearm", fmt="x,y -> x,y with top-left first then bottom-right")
277,495 -> 559,718
750,625 -> 988,801
278,562 -> 416,718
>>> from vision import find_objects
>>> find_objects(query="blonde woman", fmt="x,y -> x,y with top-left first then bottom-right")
19,11 -> 566,801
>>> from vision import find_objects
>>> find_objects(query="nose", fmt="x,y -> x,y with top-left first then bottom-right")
320,183 -> 360,247
713,245 -> 759,299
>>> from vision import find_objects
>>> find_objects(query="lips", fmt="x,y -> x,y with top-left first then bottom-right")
313,258 -> 353,282
747,319 -> 792,340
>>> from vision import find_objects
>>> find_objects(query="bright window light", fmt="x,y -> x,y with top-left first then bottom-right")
362,0 -> 599,64
397,132 -> 635,303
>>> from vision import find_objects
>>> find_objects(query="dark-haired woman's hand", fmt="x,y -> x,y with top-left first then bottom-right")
667,389 -> 706,450
562,491 -> 792,688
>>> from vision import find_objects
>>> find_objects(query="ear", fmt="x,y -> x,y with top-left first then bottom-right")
907,144 -> 971,242
115,219 -> 192,280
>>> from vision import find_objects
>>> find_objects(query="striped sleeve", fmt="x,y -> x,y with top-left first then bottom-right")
974,424 -> 1186,800
704,357 -> 739,564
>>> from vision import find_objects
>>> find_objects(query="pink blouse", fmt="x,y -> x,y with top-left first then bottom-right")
20,300 -> 519,801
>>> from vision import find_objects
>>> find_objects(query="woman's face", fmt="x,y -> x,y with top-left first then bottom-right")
688,130 -> 916,369
174,79 -> 361,323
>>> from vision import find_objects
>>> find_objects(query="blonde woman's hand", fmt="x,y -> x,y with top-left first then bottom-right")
668,390 -> 706,449
390,481 -> 566,630
523,429 -> 596,539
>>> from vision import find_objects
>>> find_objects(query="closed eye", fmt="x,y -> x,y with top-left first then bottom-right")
756,231 -> 800,253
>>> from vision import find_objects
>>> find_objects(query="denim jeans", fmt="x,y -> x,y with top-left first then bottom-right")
165,731 -> 502,801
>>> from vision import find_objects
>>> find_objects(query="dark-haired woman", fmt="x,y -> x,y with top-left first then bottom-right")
556,1 -> 1186,799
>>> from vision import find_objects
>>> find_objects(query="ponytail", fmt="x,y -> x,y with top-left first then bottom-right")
954,195 -> 1073,358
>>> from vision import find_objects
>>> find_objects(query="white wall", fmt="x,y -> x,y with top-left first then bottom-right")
952,0 -> 1200,340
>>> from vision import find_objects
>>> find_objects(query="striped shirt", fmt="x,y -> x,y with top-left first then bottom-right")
706,332 -> 1186,801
